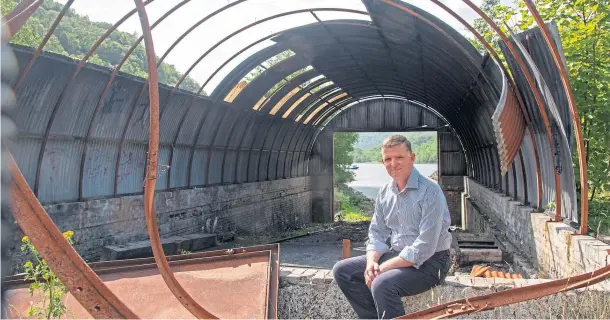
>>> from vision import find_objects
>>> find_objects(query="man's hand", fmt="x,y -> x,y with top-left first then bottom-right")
379,256 -> 414,273
365,250 -> 383,287
364,260 -> 380,288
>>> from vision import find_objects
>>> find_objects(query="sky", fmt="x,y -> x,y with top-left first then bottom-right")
52,0 -> 514,94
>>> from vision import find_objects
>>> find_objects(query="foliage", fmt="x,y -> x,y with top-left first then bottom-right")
354,132 -> 437,150
334,187 -> 372,222
20,230 -> 74,319
1,0 -> 204,94
333,132 -> 358,187
589,191 -> 609,235
470,0 -> 610,203
351,132 -> 438,164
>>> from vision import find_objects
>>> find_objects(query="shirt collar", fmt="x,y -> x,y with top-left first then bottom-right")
391,167 -> 420,193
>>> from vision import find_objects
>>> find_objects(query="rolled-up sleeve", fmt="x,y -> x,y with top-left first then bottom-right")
366,191 -> 391,254
399,188 -> 444,268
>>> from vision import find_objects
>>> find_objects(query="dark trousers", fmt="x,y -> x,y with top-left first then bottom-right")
332,250 -> 450,319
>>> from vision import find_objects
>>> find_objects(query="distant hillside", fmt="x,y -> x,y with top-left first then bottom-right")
352,132 -> 437,164
2,0 -> 204,93
354,132 -> 436,150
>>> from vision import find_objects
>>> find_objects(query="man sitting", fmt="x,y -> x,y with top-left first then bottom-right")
332,134 -> 452,319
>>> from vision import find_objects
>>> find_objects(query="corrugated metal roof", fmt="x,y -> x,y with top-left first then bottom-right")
6,0 -> 579,226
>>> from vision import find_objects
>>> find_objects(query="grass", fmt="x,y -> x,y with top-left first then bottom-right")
588,191 -> 610,236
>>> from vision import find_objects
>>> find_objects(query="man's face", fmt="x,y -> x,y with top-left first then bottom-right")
381,144 -> 416,181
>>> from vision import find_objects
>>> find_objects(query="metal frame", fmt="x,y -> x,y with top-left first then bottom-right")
3,0 -> 595,317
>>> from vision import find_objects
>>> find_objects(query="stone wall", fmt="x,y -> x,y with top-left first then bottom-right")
277,266 -> 610,319
7,177 -> 314,273
464,178 -> 610,282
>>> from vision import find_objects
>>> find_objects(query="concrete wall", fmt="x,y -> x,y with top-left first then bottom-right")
465,178 -> 610,284
7,177 -> 314,273
439,175 -> 464,226
278,266 -> 610,319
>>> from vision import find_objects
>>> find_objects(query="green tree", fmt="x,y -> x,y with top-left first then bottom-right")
471,0 -> 609,201
333,132 -> 358,187
2,0 -> 205,94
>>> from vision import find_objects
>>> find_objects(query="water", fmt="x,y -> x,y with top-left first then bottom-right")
347,163 -> 438,198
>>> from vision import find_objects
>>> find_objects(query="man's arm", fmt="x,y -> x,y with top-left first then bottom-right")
380,188 -> 445,272
364,191 -> 391,285
365,191 -> 391,257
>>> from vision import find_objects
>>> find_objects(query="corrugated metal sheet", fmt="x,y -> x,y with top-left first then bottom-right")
169,147 -> 190,189
236,150 -> 250,183
196,108 -> 225,146
81,140 -> 119,198
223,150 -> 238,183
48,67 -> 107,137
116,143 -> 147,195
13,48 -> 76,135
175,101 -> 208,145
38,139 -> 83,203
190,149 -> 209,186
7,136 -> 41,188
268,151 -> 279,180
90,78 -> 141,140
159,94 -> 192,144
208,149 -> 224,185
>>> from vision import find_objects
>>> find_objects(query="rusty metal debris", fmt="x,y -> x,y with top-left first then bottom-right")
1,0 -> 597,318
7,156 -> 138,319
3,244 -> 280,319
470,265 -> 523,279
342,239 -> 351,259
398,264 -> 610,319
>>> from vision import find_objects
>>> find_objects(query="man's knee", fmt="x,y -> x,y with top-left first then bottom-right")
370,274 -> 394,298
332,259 -> 350,282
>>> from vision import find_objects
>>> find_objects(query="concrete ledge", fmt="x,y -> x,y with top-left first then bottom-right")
278,267 -> 610,319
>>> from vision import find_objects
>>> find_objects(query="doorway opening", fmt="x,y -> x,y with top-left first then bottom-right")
332,131 -> 439,222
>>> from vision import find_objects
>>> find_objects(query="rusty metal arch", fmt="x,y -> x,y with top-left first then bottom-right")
2,0 -> 595,318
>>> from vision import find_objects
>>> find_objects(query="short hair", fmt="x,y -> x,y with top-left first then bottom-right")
381,134 -> 412,153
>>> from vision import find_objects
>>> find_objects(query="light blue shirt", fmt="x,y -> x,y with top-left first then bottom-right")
366,168 -> 452,269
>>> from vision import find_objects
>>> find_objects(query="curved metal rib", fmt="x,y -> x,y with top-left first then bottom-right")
8,155 -> 138,319
522,0 -> 589,233
134,0 -> 217,318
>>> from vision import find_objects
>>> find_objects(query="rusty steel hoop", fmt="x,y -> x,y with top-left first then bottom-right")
3,0 -> 596,318
134,0 -> 217,318
7,156 -> 138,319
397,264 -> 610,319
522,0 -> 589,234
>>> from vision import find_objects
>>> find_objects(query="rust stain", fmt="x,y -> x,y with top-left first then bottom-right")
3,252 -> 272,319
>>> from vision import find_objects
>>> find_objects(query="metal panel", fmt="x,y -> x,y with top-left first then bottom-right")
258,150 -> 270,181
38,139 -> 83,202
196,108 -> 225,146
248,150 -> 260,182
12,48 -> 76,135
227,116 -> 251,148
159,94 -> 192,144
7,136 -> 41,188
275,151 -> 285,179
190,149 -> 209,186
383,100 -> 402,129
81,140 -> 119,198
90,77 -> 142,140
212,111 -> 236,147
208,149 -> 224,185
49,68 -> 108,137
175,101 -> 208,145
124,88 -> 171,142
155,147 -> 171,191
169,147 -> 190,189
116,143 -> 146,195
237,150 -> 249,183
222,150 -> 238,183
